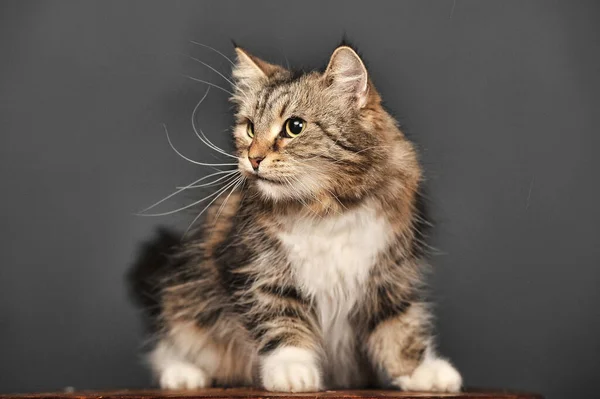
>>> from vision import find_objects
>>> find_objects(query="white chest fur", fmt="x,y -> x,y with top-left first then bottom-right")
277,205 -> 392,387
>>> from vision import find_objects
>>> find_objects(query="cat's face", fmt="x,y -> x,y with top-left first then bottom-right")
231,45 -> 391,203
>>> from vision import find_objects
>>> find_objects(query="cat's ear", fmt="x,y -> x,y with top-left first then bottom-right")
232,47 -> 281,89
324,46 -> 369,108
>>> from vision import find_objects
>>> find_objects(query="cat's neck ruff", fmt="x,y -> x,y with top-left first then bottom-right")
277,202 -> 392,301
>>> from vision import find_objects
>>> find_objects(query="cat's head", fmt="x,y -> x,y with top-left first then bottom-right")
230,44 -> 415,205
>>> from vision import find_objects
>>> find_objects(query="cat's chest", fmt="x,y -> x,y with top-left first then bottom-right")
277,206 -> 392,313
277,206 -> 391,387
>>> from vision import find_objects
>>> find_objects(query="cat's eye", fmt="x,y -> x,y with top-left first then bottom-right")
246,122 -> 254,138
282,117 -> 306,138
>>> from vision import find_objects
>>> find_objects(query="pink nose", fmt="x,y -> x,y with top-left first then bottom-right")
249,156 -> 264,171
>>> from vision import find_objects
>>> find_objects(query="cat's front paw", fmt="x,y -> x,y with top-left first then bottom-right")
159,362 -> 210,390
394,356 -> 462,393
261,347 -> 323,392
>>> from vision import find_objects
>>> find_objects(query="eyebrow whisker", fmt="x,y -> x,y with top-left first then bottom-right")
191,87 -> 239,160
183,75 -> 234,95
163,124 -> 237,167
182,53 -> 235,86
189,40 -> 235,66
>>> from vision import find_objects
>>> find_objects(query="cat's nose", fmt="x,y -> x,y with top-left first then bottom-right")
249,156 -> 264,171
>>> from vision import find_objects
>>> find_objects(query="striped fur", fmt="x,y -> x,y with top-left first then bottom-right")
132,44 -> 461,392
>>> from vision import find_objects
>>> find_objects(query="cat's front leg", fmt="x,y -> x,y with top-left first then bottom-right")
244,284 -> 324,392
365,300 -> 462,392
260,346 -> 323,392
149,336 -> 212,390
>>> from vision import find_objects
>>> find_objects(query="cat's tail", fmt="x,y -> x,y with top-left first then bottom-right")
127,227 -> 182,333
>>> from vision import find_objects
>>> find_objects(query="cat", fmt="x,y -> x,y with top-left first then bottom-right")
129,42 -> 462,393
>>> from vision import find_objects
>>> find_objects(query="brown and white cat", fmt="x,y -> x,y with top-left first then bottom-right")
130,43 -> 462,393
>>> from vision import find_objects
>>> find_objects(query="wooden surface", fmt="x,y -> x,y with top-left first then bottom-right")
0,389 -> 543,399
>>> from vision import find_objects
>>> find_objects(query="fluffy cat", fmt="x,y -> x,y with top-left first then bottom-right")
130,43 -> 462,393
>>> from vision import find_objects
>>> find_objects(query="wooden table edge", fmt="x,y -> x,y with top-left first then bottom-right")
0,389 -> 544,399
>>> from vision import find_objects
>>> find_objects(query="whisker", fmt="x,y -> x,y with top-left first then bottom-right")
137,173 -> 241,217
212,177 -> 244,226
183,75 -> 234,95
163,124 -> 237,167
178,170 -> 239,189
136,169 -> 236,214
189,40 -> 235,66
191,87 -> 239,160
195,124 -> 238,159
182,53 -> 235,86
183,176 -> 243,236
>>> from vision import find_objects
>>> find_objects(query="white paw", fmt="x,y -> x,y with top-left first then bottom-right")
395,357 -> 462,392
159,362 -> 210,390
261,347 -> 323,392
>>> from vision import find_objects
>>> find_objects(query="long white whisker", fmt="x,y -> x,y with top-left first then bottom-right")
183,176 -> 243,236
196,124 -> 238,159
163,124 -> 237,167
212,177 -> 244,226
190,86 -> 235,156
137,174 -> 241,217
177,170 -> 239,189
136,170 -> 235,214
194,120 -> 236,158
183,75 -> 233,95
191,88 -> 238,160
182,53 -> 235,86
189,41 -> 235,66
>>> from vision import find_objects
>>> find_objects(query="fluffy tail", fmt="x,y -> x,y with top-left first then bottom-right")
127,227 -> 182,333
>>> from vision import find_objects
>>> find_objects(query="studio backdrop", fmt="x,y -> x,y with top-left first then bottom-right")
1,2 -> 599,399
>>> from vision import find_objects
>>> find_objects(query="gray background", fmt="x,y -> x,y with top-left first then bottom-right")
1,1 -> 598,398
